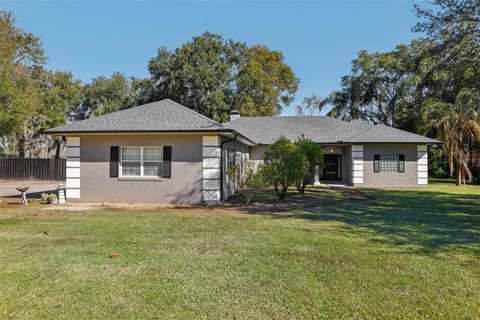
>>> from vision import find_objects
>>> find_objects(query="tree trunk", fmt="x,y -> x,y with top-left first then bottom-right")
55,139 -> 61,159
17,135 -> 26,158
456,162 -> 462,186
17,122 -> 29,159
296,180 -> 305,195
448,147 -> 454,177
279,184 -> 287,200
274,185 -> 282,199
300,183 -> 306,195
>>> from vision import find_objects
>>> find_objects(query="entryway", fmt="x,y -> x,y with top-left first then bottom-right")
322,155 -> 342,181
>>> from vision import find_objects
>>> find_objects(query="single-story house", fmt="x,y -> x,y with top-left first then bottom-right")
44,99 -> 440,204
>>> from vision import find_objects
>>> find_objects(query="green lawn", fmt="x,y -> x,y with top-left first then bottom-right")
1,180 -> 479,319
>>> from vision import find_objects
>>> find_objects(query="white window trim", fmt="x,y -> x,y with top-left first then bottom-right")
120,146 -> 163,178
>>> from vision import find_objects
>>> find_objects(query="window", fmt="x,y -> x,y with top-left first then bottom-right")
228,149 -> 235,167
373,154 -> 405,173
143,147 -> 163,177
398,154 -> 405,173
121,147 -> 163,177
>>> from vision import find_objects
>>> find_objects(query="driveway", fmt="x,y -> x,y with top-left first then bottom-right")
0,180 -> 65,198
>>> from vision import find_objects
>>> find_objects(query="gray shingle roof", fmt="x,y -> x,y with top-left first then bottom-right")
223,116 -> 440,145
45,99 -> 440,145
44,99 -> 224,133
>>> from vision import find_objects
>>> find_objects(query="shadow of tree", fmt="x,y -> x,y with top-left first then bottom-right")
267,189 -> 480,256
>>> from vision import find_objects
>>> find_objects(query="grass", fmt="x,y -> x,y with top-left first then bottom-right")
0,180 -> 479,319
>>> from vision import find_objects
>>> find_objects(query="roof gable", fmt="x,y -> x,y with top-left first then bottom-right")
45,99 -> 223,133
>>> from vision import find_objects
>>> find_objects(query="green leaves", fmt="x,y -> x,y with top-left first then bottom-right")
236,45 -> 299,117
147,33 -> 239,122
147,33 -> 298,122
81,72 -> 132,119
262,136 -> 323,199
0,10 -> 46,157
294,137 -> 324,194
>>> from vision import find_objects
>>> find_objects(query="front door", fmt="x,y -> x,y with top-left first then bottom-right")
322,155 -> 341,181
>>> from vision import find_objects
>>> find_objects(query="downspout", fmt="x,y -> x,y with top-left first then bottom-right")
220,133 -> 237,202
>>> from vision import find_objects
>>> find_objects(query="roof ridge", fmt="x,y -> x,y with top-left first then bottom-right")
235,115 -> 332,119
328,119 -> 354,133
375,123 -> 438,138
85,100 -> 164,120
344,122 -> 376,142
164,99 -> 221,125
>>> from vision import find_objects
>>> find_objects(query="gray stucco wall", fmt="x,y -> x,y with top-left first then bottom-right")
79,134 -> 203,204
362,144 -> 420,187
223,140 -> 249,153
249,146 -> 267,162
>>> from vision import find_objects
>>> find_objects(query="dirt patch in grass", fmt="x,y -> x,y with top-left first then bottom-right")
0,198 -> 43,208
0,187 -> 349,215
224,198 -> 338,214
224,189 -> 343,214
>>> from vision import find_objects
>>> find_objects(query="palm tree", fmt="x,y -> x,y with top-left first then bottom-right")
421,88 -> 480,185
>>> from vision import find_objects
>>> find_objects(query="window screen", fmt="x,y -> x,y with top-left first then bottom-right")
121,147 -> 141,176
121,146 -> 163,177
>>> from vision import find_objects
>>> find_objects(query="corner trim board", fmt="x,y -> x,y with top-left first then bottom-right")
66,136 -> 81,199
202,135 -> 221,202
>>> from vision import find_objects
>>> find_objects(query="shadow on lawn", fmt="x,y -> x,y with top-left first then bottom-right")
272,188 -> 480,256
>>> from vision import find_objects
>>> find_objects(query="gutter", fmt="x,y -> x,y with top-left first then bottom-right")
219,133 -> 237,202
39,128 -> 256,146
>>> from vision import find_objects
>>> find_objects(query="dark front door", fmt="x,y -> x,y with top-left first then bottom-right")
322,155 -> 341,181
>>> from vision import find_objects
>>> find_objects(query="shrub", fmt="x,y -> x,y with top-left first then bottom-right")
429,145 -> 450,178
263,136 -> 309,200
294,136 -> 324,194
227,161 -> 266,205
48,193 -> 58,204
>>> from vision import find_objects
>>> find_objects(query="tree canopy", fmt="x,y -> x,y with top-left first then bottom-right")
147,33 -> 299,122
1,0 -> 480,186
0,11 -> 45,157
0,17 -> 298,157
326,0 -> 480,184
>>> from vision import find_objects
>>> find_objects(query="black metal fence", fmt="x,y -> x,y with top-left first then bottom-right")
0,158 -> 66,181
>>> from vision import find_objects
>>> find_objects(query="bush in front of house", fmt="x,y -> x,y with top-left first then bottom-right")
262,136 -> 309,200
262,136 -> 325,199
227,161 -> 266,205
294,136 -> 325,194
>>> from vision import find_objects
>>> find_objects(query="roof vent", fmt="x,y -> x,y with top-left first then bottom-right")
230,110 -> 240,121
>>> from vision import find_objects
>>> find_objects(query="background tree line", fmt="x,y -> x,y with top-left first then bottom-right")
2,0 -> 479,185
0,12 -> 298,158
297,0 -> 480,185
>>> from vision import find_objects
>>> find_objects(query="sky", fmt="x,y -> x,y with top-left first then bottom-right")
2,0 -> 425,115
